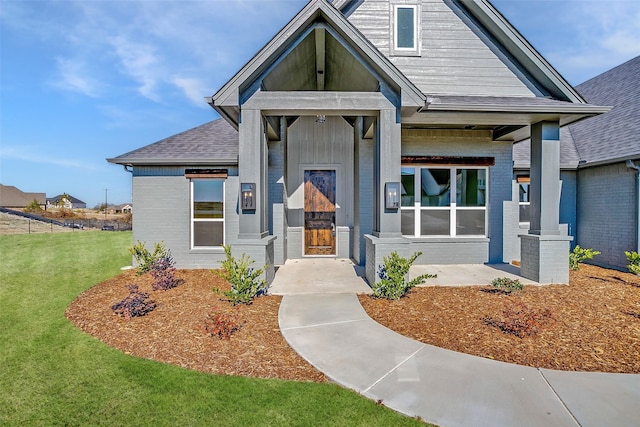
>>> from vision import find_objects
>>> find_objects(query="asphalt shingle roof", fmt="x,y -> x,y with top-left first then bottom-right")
570,55 -> 640,164
108,119 -> 238,165
513,55 -> 640,168
513,126 -> 580,168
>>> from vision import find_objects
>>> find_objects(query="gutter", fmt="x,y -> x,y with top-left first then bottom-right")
627,160 -> 640,252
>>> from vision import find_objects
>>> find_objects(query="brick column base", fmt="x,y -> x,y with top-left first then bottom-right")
520,233 -> 572,284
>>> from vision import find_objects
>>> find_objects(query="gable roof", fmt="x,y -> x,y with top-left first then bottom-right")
569,55 -> 640,166
457,0 -> 586,104
108,119 -> 238,166
210,0 -> 426,126
47,194 -> 86,205
0,185 -> 46,207
513,55 -> 639,169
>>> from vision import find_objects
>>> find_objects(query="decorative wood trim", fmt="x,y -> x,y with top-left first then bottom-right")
185,169 -> 228,178
401,156 -> 495,166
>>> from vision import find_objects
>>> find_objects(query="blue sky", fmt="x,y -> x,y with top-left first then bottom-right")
1,0 -> 639,208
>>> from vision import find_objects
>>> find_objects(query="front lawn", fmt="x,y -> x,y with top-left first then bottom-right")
0,232 -> 423,426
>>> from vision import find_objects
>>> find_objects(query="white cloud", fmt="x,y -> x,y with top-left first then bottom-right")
51,58 -> 101,97
0,146 -> 100,171
109,36 -> 162,101
172,77 -> 210,107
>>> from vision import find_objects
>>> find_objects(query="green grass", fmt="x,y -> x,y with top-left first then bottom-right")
0,231 -> 425,426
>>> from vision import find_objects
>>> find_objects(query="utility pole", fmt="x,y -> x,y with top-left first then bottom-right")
104,188 -> 108,222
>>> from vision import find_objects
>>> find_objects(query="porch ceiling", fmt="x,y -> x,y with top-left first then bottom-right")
262,27 -> 379,93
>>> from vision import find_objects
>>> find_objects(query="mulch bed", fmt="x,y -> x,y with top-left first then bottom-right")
65,269 -> 327,382
360,264 -> 640,373
66,264 -> 640,383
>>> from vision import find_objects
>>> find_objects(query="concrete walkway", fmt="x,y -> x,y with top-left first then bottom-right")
275,260 -> 640,427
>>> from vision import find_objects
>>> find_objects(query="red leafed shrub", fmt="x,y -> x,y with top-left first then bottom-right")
484,300 -> 554,338
204,306 -> 242,340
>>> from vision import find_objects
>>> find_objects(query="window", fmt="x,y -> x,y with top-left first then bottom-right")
191,179 -> 224,248
517,176 -> 530,223
401,166 -> 487,237
391,3 -> 420,56
396,6 -> 415,49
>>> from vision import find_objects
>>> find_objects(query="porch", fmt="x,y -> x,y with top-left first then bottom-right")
268,258 -> 539,295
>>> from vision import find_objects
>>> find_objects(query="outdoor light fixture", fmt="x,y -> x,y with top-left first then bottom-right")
241,183 -> 256,210
315,114 -> 326,124
385,182 -> 400,209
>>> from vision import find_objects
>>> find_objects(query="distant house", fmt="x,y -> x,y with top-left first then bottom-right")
513,56 -> 639,270
109,0 -> 608,285
46,194 -> 87,209
108,204 -> 133,214
0,184 -> 46,208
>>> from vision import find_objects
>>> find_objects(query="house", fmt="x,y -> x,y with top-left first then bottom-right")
513,56 -> 640,271
46,194 -> 87,210
0,184 -> 46,208
109,0 -> 608,285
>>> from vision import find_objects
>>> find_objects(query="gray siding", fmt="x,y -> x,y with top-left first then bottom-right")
268,139 -> 286,264
577,163 -> 637,270
284,115 -> 355,259
354,126 -> 375,264
131,166 -> 239,269
401,129 -> 513,263
348,0 -> 535,97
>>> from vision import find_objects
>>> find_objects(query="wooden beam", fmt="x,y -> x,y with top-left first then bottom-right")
315,27 -> 325,91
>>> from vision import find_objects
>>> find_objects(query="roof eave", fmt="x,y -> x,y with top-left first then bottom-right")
107,158 -> 238,167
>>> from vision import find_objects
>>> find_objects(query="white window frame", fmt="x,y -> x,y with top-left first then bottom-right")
190,179 -> 225,249
390,2 -> 421,56
401,165 -> 488,238
517,176 -> 531,225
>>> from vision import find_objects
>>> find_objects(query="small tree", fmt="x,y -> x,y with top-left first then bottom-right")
625,251 -> 640,275
24,199 -> 42,213
373,251 -> 436,300
569,245 -> 600,270
213,245 -> 267,305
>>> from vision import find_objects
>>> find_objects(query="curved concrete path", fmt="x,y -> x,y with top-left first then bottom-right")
276,262 -> 640,427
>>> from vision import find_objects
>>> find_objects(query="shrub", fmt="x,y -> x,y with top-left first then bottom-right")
490,277 -> 523,294
128,240 -> 168,275
569,245 -> 600,270
213,245 -> 267,306
203,306 -> 242,339
484,300 -> 554,338
111,284 -> 157,320
625,251 -> 640,275
24,199 -> 43,213
150,252 -> 182,291
373,251 -> 436,300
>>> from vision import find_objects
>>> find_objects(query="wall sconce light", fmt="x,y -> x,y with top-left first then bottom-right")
385,182 -> 400,209
241,183 -> 256,210
315,114 -> 326,124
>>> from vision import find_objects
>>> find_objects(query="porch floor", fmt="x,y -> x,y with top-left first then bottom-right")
268,259 -> 539,295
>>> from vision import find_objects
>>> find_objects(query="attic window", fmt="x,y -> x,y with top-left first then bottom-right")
391,3 -> 420,56
396,6 -> 415,48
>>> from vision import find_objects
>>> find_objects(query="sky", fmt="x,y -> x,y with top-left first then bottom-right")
1,0 -> 639,208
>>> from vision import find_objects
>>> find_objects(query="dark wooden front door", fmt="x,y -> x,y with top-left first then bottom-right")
304,170 -> 336,255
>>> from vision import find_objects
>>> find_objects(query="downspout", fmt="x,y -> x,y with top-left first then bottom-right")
627,160 -> 640,252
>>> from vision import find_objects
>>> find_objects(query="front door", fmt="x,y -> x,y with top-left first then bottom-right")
304,170 -> 336,255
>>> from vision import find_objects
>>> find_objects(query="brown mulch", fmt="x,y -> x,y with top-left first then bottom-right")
360,264 -> 640,373
65,269 -> 328,382
66,264 -> 640,383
